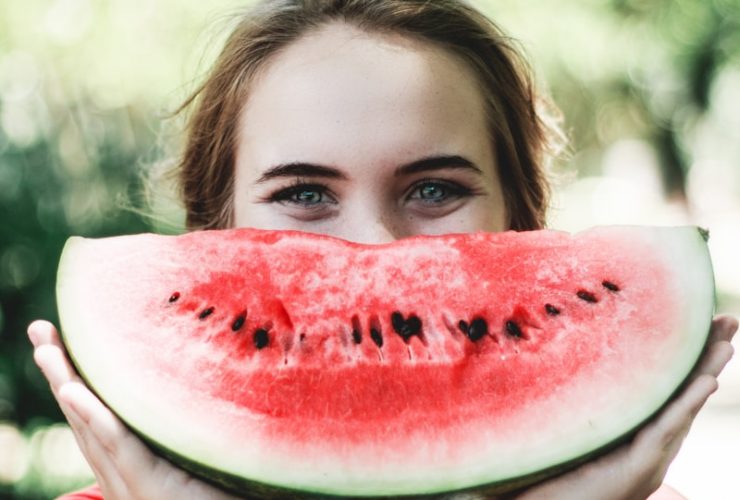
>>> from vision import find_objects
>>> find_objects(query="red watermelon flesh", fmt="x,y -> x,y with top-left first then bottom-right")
56,226 -> 714,497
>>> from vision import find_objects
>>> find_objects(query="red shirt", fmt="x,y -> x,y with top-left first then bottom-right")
56,485 -> 103,500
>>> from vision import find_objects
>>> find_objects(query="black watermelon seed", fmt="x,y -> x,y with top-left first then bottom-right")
168,292 -> 180,303
199,307 -> 214,319
602,280 -> 620,292
467,318 -> 488,342
407,315 -> 422,334
253,328 -> 269,349
391,312 -> 405,333
576,290 -> 598,303
370,328 -> 383,348
545,304 -> 561,316
506,320 -> 523,338
352,329 -> 362,344
231,314 -> 246,332
391,311 -> 422,340
458,320 -> 469,335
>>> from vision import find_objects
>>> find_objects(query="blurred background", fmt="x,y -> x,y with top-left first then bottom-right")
0,0 -> 738,498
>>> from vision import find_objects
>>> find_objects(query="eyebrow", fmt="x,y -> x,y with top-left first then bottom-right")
255,163 -> 348,183
255,154 -> 482,183
394,155 -> 482,177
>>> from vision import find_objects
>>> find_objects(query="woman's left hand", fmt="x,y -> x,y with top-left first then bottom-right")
508,313 -> 737,500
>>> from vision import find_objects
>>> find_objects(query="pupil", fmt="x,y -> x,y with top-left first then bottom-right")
421,184 -> 444,200
297,190 -> 320,203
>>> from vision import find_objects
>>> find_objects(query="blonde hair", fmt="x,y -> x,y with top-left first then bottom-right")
176,0 -> 565,230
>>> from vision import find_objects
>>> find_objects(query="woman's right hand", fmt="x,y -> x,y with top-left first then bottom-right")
28,320 -> 239,500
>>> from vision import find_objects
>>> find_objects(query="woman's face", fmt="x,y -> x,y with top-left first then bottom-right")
233,23 -> 506,244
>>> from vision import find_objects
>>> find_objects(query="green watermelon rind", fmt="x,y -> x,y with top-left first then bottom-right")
55,226 -> 715,499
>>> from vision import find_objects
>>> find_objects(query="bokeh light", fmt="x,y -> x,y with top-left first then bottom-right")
0,422 -> 30,484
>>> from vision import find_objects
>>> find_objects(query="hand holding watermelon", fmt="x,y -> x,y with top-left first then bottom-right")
512,314 -> 737,500
28,319 -> 240,500
28,315 -> 737,499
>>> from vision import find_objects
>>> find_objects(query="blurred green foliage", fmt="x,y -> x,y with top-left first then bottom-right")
0,0 -> 738,498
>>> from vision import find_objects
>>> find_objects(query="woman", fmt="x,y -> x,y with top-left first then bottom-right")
28,0 -> 737,498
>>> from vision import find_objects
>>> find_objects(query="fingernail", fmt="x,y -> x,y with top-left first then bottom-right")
28,328 -> 40,348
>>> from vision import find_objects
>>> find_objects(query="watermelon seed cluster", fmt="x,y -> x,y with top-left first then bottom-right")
167,291 -> 273,350
164,277 -> 621,356
549,280 -> 622,314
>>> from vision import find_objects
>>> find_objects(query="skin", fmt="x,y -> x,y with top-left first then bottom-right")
29,23 -> 737,500
234,24 -> 506,238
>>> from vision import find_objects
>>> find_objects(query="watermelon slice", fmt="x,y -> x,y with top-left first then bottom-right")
56,226 -> 714,497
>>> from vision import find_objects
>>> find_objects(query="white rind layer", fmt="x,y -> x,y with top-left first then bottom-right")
55,226 -> 714,497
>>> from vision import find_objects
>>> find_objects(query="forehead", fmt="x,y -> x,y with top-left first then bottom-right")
237,22 -> 492,172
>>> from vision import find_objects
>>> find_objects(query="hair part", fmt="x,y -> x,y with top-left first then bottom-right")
176,0 -> 565,231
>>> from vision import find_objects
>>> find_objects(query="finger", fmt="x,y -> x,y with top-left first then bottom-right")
503,376 -> 720,500
709,314 -> 739,344
62,395 -> 130,499
27,320 -> 66,349
60,382 -> 134,458
60,382 -> 158,491
698,340 -> 734,378
31,326 -> 128,497
33,344 -> 83,396
62,383 -> 238,500
506,443 -> 634,500
632,374 -> 717,466
686,316 -> 737,382
63,403 -> 110,481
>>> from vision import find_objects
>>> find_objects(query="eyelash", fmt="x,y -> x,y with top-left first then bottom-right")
406,178 -> 473,204
268,179 -> 336,207
267,178 -> 474,208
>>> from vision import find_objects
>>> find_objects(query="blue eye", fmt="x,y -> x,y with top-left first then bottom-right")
419,183 -> 446,201
410,180 -> 470,204
269,183 -> 335,208
294,189 -> 323,204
